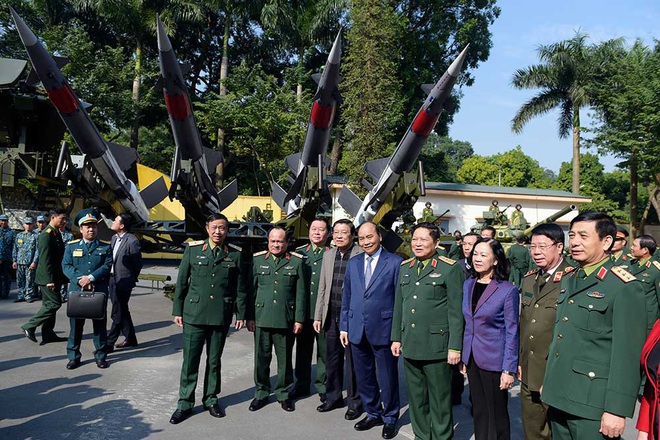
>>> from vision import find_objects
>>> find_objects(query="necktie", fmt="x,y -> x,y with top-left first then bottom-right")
314,247 -> 321,255
213,246 -> 219,259
365,256 -> 373,286
417,261 -> 423,275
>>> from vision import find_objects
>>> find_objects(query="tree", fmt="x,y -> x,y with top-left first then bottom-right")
511,32 -> 596,194
420,135 -> 473,182
456,146 -> 552,188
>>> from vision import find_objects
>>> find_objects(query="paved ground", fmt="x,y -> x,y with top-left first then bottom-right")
0,260 -> 640,439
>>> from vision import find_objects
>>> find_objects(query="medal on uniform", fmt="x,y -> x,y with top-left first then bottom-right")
429,273 -> 441,278
586,291 -> 605,298
72,249 -> 83,257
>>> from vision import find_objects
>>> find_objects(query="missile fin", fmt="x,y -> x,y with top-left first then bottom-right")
106,141 -> 139,171
25,68 -> 40,87
286,175 -> 295,185
271,180 -> 288,211
217,179 -> 238,212
361,178 -> 373,192
421,84 -> 433,95
382,229 -> 404,253
283,169 -> 306,206
311,73 -> 322,85
53,56 -> 69,69
364,157 -> 389,182
338,186 -> 362,218
284,153 -> 301,174
140,176 -> 169,209
203,147 -> 223,172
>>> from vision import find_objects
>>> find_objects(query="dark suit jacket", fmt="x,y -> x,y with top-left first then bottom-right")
462,278 -> 519,372
340,248 -> 403,346
314,245 -> 363,325
111,232 -> 142,290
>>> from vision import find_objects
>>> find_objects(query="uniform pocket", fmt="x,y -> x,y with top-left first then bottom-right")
429,324 -> 449,353
574,299 -> 609,333
567,358 -> 609,408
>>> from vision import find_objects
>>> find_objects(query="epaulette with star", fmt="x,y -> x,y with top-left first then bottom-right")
99,240 -> 110,245
68,239 -> 81,245
188,240 -> 205,247
253,250 -> 267,257
525,268 -> 539,277
227,243 -> 242,252
652,260 -> 660,271
290,251 -> 303,258
296,244 -> 307,250
401,257 -> 414,266
611,266 -> 637,283
437,255 -> 456,266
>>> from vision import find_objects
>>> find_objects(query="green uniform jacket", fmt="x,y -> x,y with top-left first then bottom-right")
62,238 -> 113,293
507,243 -> 531,271
519,259 -> 573,391
296,244 -> 329,320
391,253 -> 465,360
35,225 -> 67,286
629,258 -> 660,334
541,259 -> 647,420
251,251 -> 308,328
172,240 -> 247,326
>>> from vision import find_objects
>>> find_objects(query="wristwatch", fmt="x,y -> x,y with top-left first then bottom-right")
502,370 -> 514,376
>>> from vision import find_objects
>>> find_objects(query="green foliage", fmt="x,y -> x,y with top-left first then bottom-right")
420,135 -> 474,182
456,146 -> 552,188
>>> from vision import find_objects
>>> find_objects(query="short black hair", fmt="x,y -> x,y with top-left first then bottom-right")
310,217 -> 330,230
333,218 -> 356,236
117,213 -> 134,231
570,211 -> 616,250
462,232 -> 479,241
638,234 -> 657,255
206,213 -> 229,225
411,222 -> 440,241
482,226 -> 496,236
531,223 -> 564,245
50,208 -> 68,218
357,221 -> 380,236
468,238 -> 510,281
515,235 -> 526,244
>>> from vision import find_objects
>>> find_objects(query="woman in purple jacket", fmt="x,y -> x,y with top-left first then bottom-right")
460,238 -> 519,440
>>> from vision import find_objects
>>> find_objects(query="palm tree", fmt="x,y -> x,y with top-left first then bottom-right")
511,32 -> 593,194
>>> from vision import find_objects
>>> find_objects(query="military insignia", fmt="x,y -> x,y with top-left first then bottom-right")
188,240 -> 204,246
645,260 -> 652,268
437,255 -> 456,265
431,259 -> 437,268
285,265 -> 294,270
403,273 -> 410,277
202,244 -> 208,251
290,252 -> 303,259
596,267 -> 608,280
259,265 -> 270,269
17,239 -> 23,244
254,250 -> 267,257
611,265 -> 636,283
402,257 -> 414,267
72,249 -> 84,257
587,291 -> 605,298
560,289 -> 566,293
564,266 -> 575,274
228,243 -> 242,252
429,272 -> 441,278
68,239 -> 80,245
553,272 -> 563,283
525,269 -> 539,277
306,245 -> 311,252
223,257 -> 232,262
653,261 -> 660,271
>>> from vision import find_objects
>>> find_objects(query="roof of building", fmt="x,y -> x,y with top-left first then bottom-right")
424,182 -> 590,199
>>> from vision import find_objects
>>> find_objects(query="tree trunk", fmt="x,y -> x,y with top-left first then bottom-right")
629,149 -> 638,237
329,136 -> 342,175
216,15 -> 230,186
571,108 -> 580,194
130,43 -> 142,150
649,175 -> 660,225
639,186 -> 654,234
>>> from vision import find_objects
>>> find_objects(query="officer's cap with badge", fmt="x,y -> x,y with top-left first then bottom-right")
74,208 -> 100,227
23,217 -> 34,224
36,215 -> 46,222
0,214 -> 8,220
615,225 -> 629,240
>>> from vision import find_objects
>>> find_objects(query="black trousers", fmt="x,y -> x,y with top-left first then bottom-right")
106,278 -> 136,346
467,356 -> 510,440
324,314 -> 362,410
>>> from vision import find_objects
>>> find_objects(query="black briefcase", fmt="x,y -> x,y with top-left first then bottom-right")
66,291 -> 107,320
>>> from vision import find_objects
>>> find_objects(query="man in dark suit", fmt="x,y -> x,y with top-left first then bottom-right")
314,219 -> 363,419
340,221 -> 402,439
519,223 -> 572,440
21,208 -> 69,344
170,213 -> 248,424
106,213 -> 143,350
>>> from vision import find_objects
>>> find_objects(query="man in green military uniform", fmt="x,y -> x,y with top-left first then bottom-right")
542,212 -> 647,439
169,213 -> 248,424
291,217 -> 330,402
510,203 -> 526,228
12,217 -> 39,302
507,235 -> 531,289
519,223 -> 573,440
629,234 -> 660,334
391,222 -> 464,440
21,208 -> 69,344
248,226 -> 307,412
610,225 -> 630,265
62,209 -> 113,370
421,202 -> 435,223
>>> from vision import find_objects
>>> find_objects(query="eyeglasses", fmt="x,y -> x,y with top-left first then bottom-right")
529,243 -> 557,252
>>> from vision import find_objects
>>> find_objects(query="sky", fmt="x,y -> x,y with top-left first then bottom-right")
448,0 -> 659,174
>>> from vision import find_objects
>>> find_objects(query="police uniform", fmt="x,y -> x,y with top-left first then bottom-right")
12,219 -> 39,301
251,250 -> 307,401
629,257 -> 660,335
172,239 -> 247,411
0,215 -> 16,298
391,253 -> 464,440
62,210 -> 112,364
519,260 -> 573,440
542,258 -> 647,439
292,243 -> 328,398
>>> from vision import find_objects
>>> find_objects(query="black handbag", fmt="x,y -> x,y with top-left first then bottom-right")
66,291 -> 108,320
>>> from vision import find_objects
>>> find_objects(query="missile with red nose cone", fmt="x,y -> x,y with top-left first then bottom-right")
9,7 -> 150,222
340,45 -> 470,226
157,16 -> 236,216
274,31 -> 342,214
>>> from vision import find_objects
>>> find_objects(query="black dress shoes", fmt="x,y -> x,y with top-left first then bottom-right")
116,339 -> 138,348
382,423 -> 397,439
207,403 -> 225,418
279,399 -> 295,412
40,335 -> 67,345
345,408 -> 363,420
23,327 -> 37,343
66,359 -> 80,370
354,416 -> 383,431
316,399 -> 344,413
96,359 -> 109,369
319,392 -> 327,403
169,409 -> 192,424
248,398 -> 268,411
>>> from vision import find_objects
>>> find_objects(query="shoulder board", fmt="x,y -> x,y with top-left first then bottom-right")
253,250 -> 267,257
188,240 -> 205,246
525,269 -> 539,277
437,255 -> 456,265
401,257 -> 414,266
68,239 -> 81,244
227,243 -> 242,252
99,240 -> 110,245
290,252 -> 303,258
296,244 -> 306,250
611,266 -> 637,283
652,261 -> 660,271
